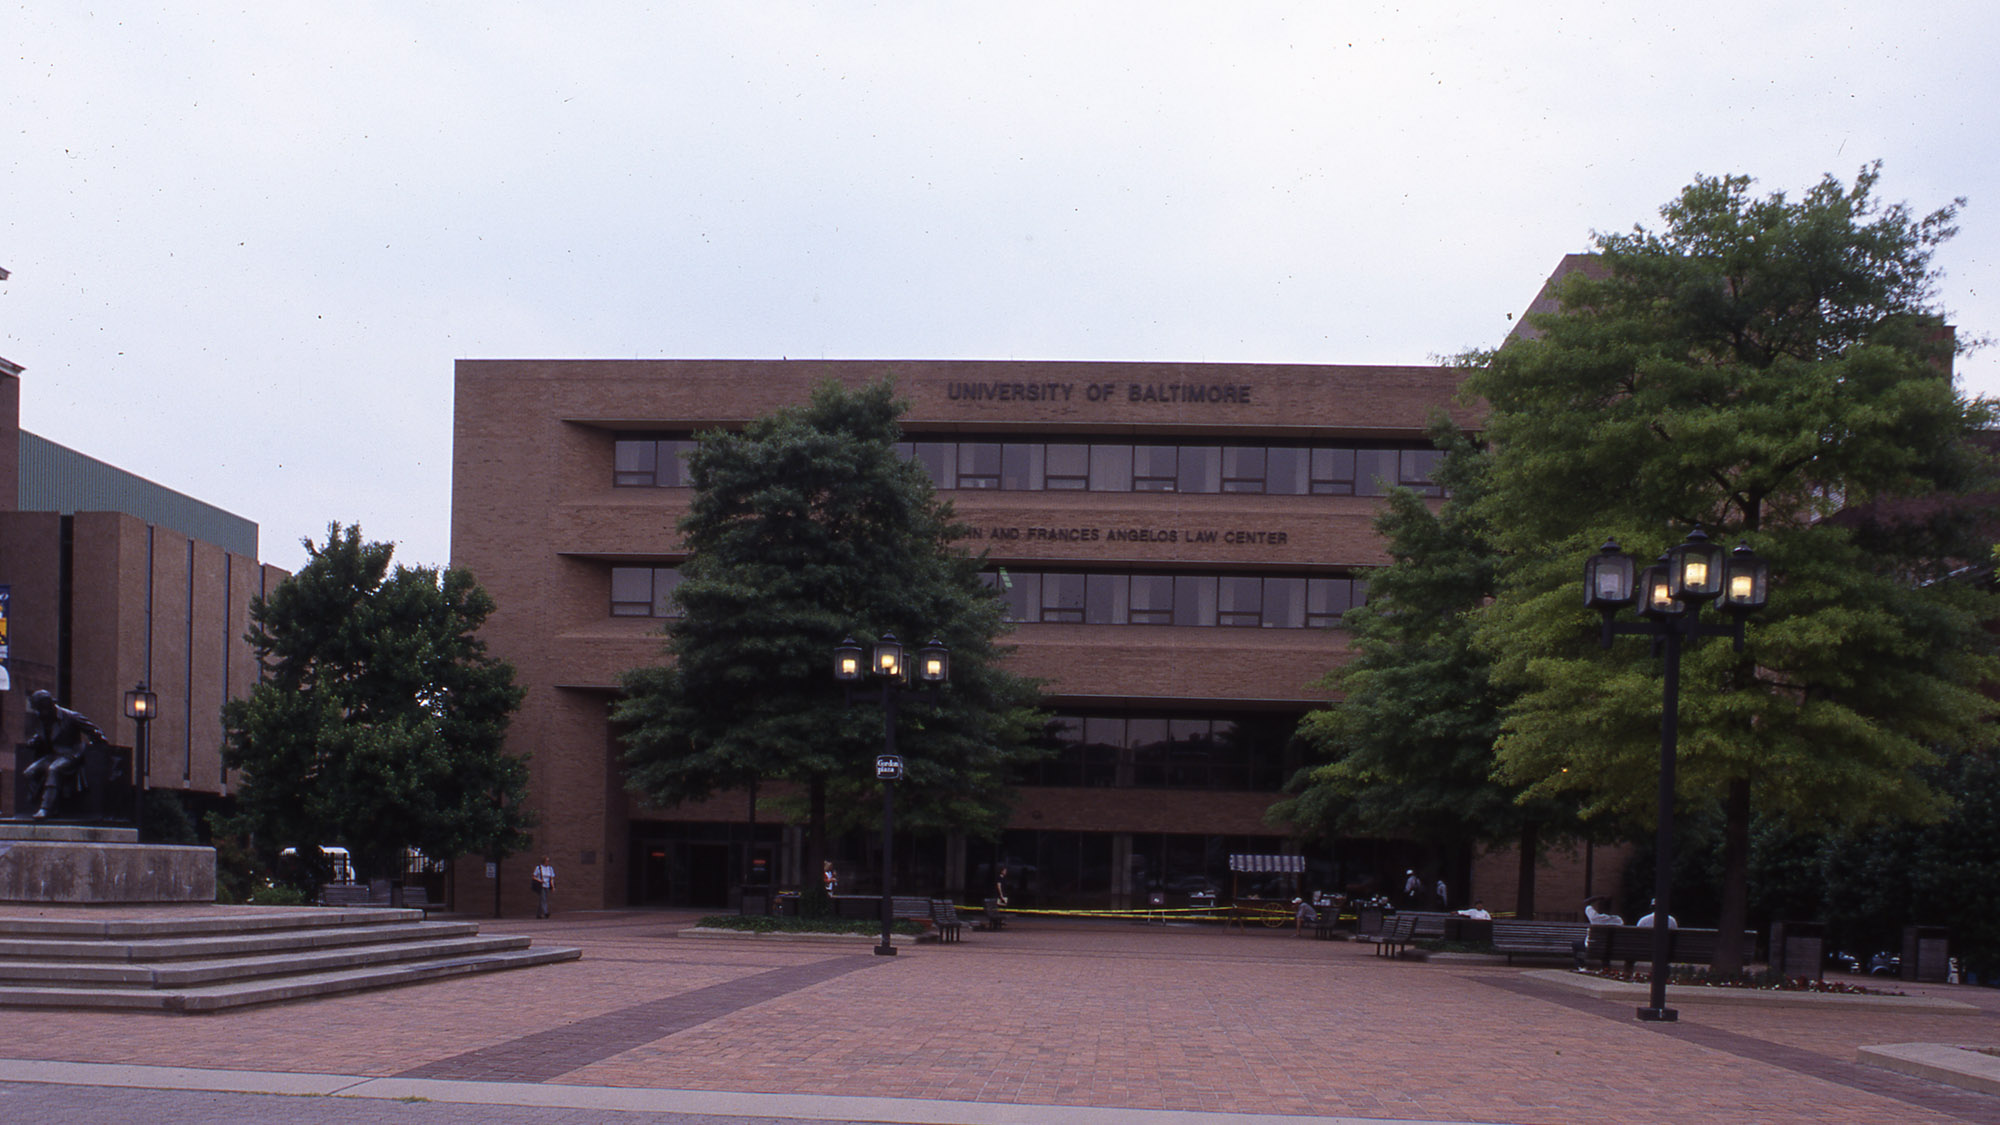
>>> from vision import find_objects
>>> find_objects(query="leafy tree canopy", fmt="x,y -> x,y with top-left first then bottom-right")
1278,421 -> 1575,913
616,378 -> 1043,854
1465,163 -> 1997,834
221,523 -> 530,881
1285,423 -> 1527,840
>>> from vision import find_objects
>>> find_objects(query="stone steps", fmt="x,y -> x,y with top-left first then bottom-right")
0,906 -> 579,1012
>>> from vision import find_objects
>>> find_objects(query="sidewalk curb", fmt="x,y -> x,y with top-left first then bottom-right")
1521,969 -> 1977,1012
678,926 -> 919,946
1857,1043 -> 2000,1096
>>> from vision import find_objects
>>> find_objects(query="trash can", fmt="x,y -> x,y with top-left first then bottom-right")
1769,921 -> 1825,980
1357,904 -> 1386,936
1902,926 -> 1950,983
739,886 -> 770,916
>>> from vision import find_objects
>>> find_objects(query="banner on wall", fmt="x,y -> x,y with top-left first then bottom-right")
0,584 -> 10,691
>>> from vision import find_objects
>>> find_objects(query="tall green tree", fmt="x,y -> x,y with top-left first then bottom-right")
1279,421 -> 1569,915
222,523 -> 530,886
616,379 -> 1043,898
1467,165 -> 1997,971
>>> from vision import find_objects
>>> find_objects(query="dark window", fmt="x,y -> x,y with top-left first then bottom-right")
611,567 -> 654,616
1400,448 -> 1444,496
1127,718 -> 1168,788
613,441 -> 656,487
1310,448 -> 1355,495
1306,578 -> 1355,627
1221,447 -> 1266,493
1045,444 -> 1090,490
1263,577 -> 1305,628
1355,449 -> 1399,496
610,566 -> 683,617
1174,576 -> 1217,627
1265,447 -> 1309,495
1001,443 -> 1043,490
993,570 -> 1039,623
1177,446 -> 1220,493
1041,573 -> 1086,623
1218,576 -> 1263,627
958,442 -> 1003,489
1129,575 -> 1175,625
911,442 -> 956,489
1089,445 -> 1133,491
612,438 -> 695,487
1085,574 -> 1127,624
1133,446 -> 1177,492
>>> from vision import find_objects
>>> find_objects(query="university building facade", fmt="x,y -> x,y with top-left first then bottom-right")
453,357 -> 1639,916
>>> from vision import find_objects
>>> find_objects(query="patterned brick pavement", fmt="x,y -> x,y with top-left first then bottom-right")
1,908 -> 1996,1124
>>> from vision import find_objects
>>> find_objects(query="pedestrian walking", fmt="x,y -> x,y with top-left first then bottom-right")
532,855 -> 556,919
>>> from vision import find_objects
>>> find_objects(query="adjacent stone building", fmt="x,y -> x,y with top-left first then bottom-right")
1,352 -> 281,815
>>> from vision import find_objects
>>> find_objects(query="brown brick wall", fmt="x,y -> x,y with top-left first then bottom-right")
1469,839 -> 1637,920
3,513 -> 275,801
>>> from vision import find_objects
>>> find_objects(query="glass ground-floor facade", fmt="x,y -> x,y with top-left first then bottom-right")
627,819 -> 1462,914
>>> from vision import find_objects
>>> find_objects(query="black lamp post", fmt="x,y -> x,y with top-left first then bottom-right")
1584,527 -> 1768,1021
834,632 -> 949,957
123,682 -> 157,830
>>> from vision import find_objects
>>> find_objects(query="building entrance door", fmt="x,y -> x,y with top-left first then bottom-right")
634,840 -> 671,905
685,842 -> 731,907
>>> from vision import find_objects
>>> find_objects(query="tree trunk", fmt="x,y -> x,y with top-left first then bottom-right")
1713,776 -> 1751,975
1514,820 -> 1539,920
801,774 -> 829,915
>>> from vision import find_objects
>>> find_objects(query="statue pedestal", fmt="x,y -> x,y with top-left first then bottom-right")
0,821 -> 216,903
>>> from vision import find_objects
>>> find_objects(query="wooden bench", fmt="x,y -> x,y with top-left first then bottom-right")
1374,914 -> 1419,958
1585,925 -> 1756,970
929,900 -> 965,943
1489,920 -> 1590,965
317,884 -> 371,907
1400,911 -> 1455,941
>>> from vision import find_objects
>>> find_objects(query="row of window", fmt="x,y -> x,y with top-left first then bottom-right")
612,434 -> 1446,497
1020,713 -> 1298,791
985,570 -> 1366,628
612,565 -> 1368,629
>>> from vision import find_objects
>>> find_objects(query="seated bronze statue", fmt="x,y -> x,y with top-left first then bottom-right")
23,690 -> 106,820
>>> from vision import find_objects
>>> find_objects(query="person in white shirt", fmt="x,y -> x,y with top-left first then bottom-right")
1458,901 -> 1491,920
1584,897 -> 1624,926
1634,900 -> 1676,929
532,856 -> 556,919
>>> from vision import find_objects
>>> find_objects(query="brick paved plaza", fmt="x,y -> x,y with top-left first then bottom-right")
2,908 -> 1998,1124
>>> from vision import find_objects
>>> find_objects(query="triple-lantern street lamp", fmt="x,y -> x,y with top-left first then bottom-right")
1582,527 -> 1769,1021
834,633 -> 949,956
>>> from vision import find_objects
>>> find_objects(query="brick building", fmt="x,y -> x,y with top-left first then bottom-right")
454,356 -> 1644,916
1,351 -> 283,815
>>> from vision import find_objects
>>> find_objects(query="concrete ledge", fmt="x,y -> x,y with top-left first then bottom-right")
0,823 -> 139,844
1522,969 -> 1977,1012
1858,1043 -> 2000,1096
0,841 -> 215,904
0,905 -> 423,938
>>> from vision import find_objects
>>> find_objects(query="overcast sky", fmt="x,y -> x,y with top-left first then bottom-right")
7,3 -> 1997,574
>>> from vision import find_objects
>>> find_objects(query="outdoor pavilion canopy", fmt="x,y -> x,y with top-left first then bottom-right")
1228,854 -> 1306,874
